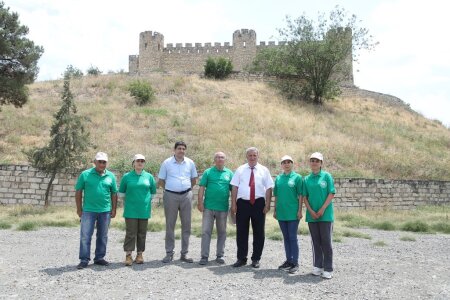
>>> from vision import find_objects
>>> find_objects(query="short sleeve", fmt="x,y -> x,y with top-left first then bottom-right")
273,176 -> 279,196
110,175 -> 118,193
264,168 -> 274,189
75,172 -> 85,191
118,174 -> 127,194
230,168 -> 241,187
295,175 -> 303,196
303,177 -> 309,197
191,161 -> 198,178
199,169 -> 209,187
149,174 -> 157,194
158,161 -> 167,180
327,173 -> 336,194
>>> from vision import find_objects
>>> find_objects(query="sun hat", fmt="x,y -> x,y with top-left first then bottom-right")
133,154 -> 146,161
94,152 -> 108,162
310,152 -> 323,161
280,155 -> 294,163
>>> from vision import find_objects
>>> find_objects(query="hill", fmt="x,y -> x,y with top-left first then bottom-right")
1,74 -> 449,180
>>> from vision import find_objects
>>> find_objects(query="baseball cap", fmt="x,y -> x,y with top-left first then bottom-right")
280,155 -> 294,163
95,152 -> 108,162
310,152 -> 323,161
133,154 -> 146,161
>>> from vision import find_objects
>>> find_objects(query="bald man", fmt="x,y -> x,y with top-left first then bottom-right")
197,152 -> 234,265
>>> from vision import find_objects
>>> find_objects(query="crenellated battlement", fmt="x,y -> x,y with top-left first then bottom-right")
128,28 -> 353,83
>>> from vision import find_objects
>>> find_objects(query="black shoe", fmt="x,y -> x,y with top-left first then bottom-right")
77,261 -> 88,269
278,261 -> 292,270
94,259 -> 109,266
251,260 -> 260,268
180,255 -> 193,263
232,259 -> 246,267
288,264 -> 299,274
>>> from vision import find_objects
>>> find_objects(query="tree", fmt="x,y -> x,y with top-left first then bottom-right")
27,67 -> 90,207
87,65 -> 101,76
204,57 -> 233,79
64,64 -> 83,78
0,1 -> 44,107
251,6 -> 377,104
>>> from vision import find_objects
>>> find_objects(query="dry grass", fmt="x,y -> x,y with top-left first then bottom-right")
1,73 -> 449,179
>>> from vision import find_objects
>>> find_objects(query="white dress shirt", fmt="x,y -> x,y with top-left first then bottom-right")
230,163 -> 274,200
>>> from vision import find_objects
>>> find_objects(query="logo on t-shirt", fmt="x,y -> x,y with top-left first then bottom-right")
143,179 -> 150,186
288,179 -> 295,187
103,177 -> 112,185
224,174 -> 230,181
320,180 -> 327,188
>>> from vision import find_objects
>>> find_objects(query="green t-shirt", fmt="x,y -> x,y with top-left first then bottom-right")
304,170 -> 336,222
273,171 -> 303,221
199,166 -> 233,212
119,170 -> 157,219
75,168 -> 118,213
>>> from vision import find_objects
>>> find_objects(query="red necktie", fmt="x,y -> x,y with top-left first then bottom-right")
249,167 -> 255,205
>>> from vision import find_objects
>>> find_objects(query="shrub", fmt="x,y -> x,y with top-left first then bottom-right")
204,57 -> 233,79
128,80 -> 155,106
372,221 -> 396,231
400,235 -> 416,242
0,221 -> 12,229
87,65 -> 102,76
17,221 -> 39,231
64,65 -> 83,78
401,221 -> 429,232
431,222 -> 450,234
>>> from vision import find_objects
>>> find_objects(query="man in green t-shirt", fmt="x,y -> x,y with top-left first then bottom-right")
197,152 -> 233,265
75,152 -> 118,269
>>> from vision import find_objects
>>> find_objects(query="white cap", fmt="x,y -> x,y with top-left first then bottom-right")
133,154 -> 146,161
280,155 -> 294,163
94,152 -> 108,162
310,152 -> 323,161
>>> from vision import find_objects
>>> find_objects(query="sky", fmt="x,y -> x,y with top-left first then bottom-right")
4,0 -> 450,127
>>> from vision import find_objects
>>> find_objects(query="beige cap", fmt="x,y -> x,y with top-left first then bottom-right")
94,152 -> 108,162
133,154 -> 146,161
310,152 -> 323,161
280,155 -> 294,163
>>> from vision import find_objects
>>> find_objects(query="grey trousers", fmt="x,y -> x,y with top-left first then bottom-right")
124,218 -> 148,252
163,190 -> 192,255
308,221 -> 333,272
200,209 -> 228,259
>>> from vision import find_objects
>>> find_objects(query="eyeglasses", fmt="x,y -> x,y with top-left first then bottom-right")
97,160 -> 107,164
281,161 -> 292,164
136,159 -> 145,163
310,159 -> 321,163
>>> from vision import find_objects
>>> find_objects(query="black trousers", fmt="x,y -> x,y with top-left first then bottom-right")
308,221 -> 333,272
236,198 -> 265,261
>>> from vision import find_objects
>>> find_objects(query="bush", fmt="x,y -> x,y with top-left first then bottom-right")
128,80 -> 155,106
401,221 -> 429,232
204,57 -> 233,79
372,221 -> 396,231
87,65 -> 102,76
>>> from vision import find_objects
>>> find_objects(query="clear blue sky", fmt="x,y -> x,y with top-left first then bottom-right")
5,0 -> 450,127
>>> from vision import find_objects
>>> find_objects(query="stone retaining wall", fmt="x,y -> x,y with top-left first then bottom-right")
1,165 -> 449,209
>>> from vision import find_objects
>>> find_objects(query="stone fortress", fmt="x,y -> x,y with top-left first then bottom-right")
129,28 -> 353,83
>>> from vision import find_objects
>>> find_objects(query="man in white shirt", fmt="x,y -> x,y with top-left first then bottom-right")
230,147 -> 273,268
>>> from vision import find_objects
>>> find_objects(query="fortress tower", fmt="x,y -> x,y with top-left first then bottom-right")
133,31 -> 164,73
231,29 -> 257,71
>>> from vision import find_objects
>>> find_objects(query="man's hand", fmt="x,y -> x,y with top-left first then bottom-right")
197,202 -> 204,212
77,208 -> 82,218
231,203 -> 237,215
111,209 -> 116,218
273,210 -> 277,219
297,210 -> 303,220
263,205 -> 270,214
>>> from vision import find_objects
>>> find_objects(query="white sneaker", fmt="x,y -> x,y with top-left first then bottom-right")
312,267 -> 324,276
322,271 -> 333,279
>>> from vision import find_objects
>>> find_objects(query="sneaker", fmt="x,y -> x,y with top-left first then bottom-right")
125,254 -> 133,266
135,253 -> 144,264
251,260 -> 260,268
94,259 -> 109,266
232,259 -> 247,267
278,261 -> 292,270
215,257 -> 225,264
77,261 -> 88,269
198,257 -> 208,265
322,271 -> 333,279
288,264 -> 299,274
180,255 -> 193,263
312,267 -> 324,276
162,254 -> 173,263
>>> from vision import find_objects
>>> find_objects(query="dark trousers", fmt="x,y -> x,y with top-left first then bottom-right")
308,221 -> 333,272
124,218 -> 149,252
236,198 -> 265,262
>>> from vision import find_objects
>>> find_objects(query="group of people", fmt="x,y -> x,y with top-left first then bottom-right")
74,142 -> 336,279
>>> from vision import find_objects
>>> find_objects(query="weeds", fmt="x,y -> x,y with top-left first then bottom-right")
342,230 -> 372,240
399,235 -> 416,242
373,240 -> 387,247
0,221 -> 12,229
17,221 -> 39,231
401,221 -> 429,233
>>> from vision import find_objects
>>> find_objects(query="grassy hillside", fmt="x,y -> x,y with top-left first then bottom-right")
1,73 -> 449,180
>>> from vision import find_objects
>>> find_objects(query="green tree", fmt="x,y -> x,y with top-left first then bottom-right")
64,64 -> 83,78
204,57 -> 233,79
252,6 -> 377,104
0,1 -> 44,107
87,65 -> 101,76
27,67 -> 90,207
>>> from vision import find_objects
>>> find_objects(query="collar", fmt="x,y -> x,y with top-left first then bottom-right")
90,167 -> 107,176
246,163 -> 259,169
310,170 -> 323,177
172,155 -> 185,164
213,166 -> 225,172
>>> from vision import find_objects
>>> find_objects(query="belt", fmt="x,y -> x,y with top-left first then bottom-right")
165,188 -> 192,195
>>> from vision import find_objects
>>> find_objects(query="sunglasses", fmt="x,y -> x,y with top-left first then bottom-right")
310,159 -> 321,163
136,159 -> 145,163
97,160 -> 107,164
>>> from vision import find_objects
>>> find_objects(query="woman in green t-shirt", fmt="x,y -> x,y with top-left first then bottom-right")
273,155 -> 303,274
303,152 -> 336,279
119,154 -> 157,266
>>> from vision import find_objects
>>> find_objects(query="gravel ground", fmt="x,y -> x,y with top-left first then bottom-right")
0,226 -> 449,300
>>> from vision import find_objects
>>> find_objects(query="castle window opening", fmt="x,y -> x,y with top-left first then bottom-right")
158,44 -> 161,51
207,49 -> 210,53
226,49 -> 229,53
243,41 -> 246,47
216,49 -> 219,53
197,49 -> 200,53
145,43 -> 148,49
